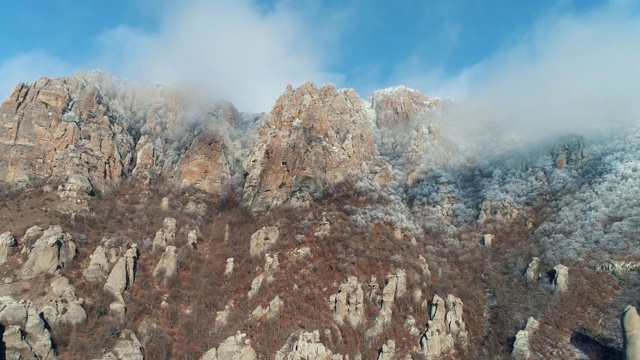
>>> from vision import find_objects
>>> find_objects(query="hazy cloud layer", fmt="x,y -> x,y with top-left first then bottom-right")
95,0 -> 341,112
395,2 -> 640,144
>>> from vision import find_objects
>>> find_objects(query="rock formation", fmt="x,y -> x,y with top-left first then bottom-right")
552,136 -> 588,168
0,297 -> 57,359
329,276 -> 365,327
525,257 -> 540,283
187,229 -> 198,249
225,258 -> 234,276
247,254 -> 280,299
483,233 -> 494,246
202,332 -> 257,360
275,330 -> 344,360
40,276 -> 87,327
0,72 -> 238,199
314,216 -> 331,239
623,305 -> 640,360
242,82 -> 390,212
153,245 -> 178,279
83,246 -> 110,283
249,226 -> 279,257
251,295 -> 284,322
153,217 -> 177,251
511,317 -> 539,360
0,231 -> 16,263
553,264 -> 568,293
104,247 -> 138,300
377,339 -> 396,360
417,294 -> 468,359
21,225 -> 76,277
97,329 -> 144,360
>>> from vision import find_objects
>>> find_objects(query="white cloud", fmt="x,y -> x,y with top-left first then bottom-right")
95,0 -> 341,112
408,1 -> 640,144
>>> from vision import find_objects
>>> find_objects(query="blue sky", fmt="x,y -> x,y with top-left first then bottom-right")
1,0 -> 638,116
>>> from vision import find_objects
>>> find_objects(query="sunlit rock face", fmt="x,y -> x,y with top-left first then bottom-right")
0,71 -> 238,198
243,81 -> 391,212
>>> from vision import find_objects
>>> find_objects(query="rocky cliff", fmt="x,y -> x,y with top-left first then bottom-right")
0,72 -> 638,359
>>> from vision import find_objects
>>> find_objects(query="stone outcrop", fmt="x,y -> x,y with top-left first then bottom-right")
202,332 -> 257,360
512,317 -> 540,360
153,246 -> 178,279
378,339 -> 396,360
329,276 -> 365,327
372,86 -> 436,129
187,229 -> 198,249
525,257 -> 540,283
83,246 -> 110,283
153,217 -> 177,252
275,330 -> 344,360
314,217 -> 331,239
252,295 -> 284,321
225,258 -> 234,276
623,305 -> 640,360
21,225 -> 76,277
553,264 -> 568,293
249,226 -> 279,257
0,297 -> 57,359
248,254 -> 279,299
242,82 -> 390,212
0,72 -> 238,198
552,135 -> 588,168
416,294 -> 468,359
0,231 -> 16,263
104,247 -> 138,300
40,276 -> 87,327
97,329 -> 144,360
483,233 -> 494,246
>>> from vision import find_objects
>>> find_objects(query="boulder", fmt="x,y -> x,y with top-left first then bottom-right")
483,234 -> 494,247
623,305 -> 640,360
553,264 -> 569,293
40,276 -> 87,327
153,246 -> 178,279
525,257 -> 540,283
104,247 -> 137,299
224,258 -> 234,276
83,246 -> 110,283
21,226 -> 76,277
187,229 -> 198,249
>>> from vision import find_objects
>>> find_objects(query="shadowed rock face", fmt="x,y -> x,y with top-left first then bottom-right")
242,82 -> 391,212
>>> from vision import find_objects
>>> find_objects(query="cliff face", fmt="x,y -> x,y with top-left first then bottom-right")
242,82 -> 391,212
0,73 -> 637,359
0,72 -> 240,202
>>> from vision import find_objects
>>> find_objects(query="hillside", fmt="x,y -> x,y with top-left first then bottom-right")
0,71 -> 638,359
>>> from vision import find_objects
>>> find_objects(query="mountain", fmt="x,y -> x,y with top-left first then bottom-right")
0,71 -> 638,359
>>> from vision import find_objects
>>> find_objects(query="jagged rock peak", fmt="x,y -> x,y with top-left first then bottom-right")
242,81 -> 391,212
372,85 -> 437,128
0,71 -> 241,200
